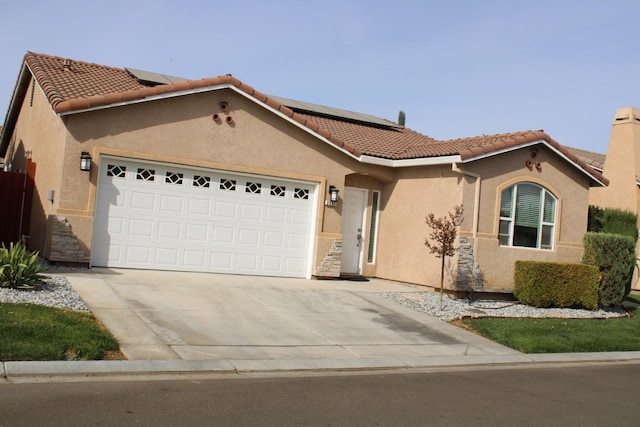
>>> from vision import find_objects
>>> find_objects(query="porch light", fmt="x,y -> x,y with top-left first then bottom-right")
80,152 -> 92,172
325,185 -> 339,207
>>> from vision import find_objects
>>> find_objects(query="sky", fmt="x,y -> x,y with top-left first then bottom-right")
2,0 -> 640,153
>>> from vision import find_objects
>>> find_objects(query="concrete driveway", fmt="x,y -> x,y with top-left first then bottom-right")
64,269 -> 517,363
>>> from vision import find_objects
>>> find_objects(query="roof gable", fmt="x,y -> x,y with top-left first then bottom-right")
0,52 -> 607,186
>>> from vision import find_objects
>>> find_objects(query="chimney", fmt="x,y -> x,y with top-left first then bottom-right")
613,107 -> 640,125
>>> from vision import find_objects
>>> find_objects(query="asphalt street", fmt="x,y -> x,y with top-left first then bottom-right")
1,362 -> 638,426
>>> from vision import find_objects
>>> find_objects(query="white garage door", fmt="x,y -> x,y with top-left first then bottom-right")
91,157 -> 317,277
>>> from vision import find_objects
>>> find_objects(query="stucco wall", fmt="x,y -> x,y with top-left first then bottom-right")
3,77 -> 67,256
590,108 -> 640,212
465,145 -> 592,289
375,165 -> 463,287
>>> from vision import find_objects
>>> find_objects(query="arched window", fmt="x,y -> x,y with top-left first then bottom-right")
499,182 -> 556,250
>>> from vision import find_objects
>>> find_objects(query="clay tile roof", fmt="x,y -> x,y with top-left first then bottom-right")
292,112 -> 435,159
10,52 -> 606,185
452,129 -> 607,185
565,146 -> 606,170
25,52 -> 148,111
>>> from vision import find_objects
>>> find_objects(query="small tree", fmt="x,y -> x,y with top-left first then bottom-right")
425,205 -> 464,310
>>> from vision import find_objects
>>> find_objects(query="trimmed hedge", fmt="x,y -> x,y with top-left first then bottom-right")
514,261 -> 599,310
582,232 -> 635,307
588,206 -> 638,242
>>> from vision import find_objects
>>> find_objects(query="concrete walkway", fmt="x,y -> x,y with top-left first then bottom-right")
3,268 -> 640,381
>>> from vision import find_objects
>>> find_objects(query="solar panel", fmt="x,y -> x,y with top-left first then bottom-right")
125,68 -> 189,86
269,95 -> 400,128
123,69 -> 398,128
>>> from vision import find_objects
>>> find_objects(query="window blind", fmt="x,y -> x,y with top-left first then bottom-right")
543,191 -> 555,222
500,187 -> 513,217
514,183 -> 541,228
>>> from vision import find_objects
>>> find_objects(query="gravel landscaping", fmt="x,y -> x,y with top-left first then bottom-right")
0,276 -> 90,313
378,291 -> 629,322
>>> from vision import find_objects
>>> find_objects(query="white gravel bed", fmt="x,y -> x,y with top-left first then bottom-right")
0,276 -> 90,313
378,292 -> 629,322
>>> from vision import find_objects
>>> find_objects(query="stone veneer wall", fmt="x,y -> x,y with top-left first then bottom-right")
48,215 -> 89,263
456,236 -> 481,290
315,239 -> 342,277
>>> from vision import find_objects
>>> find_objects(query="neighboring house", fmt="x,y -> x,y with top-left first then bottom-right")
0,52 -> 608,292
581,107 -> 640,290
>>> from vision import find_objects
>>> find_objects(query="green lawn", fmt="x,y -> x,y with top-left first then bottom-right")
0,303 -> 121,361
460,305 -> 639,353
626,294 -> 640,305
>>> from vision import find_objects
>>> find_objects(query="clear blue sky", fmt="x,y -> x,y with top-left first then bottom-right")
2,0 -> 639,153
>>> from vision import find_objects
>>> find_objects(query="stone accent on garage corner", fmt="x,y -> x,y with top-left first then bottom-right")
48,215 -> 89,263
315,239 -> 342,277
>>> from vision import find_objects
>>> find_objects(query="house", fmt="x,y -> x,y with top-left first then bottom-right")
0,52 -> 608,292
580,107 -> 640,290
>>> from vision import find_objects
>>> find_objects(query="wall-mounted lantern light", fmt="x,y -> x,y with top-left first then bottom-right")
80,152 -> 92,172
325,185 -> 340,207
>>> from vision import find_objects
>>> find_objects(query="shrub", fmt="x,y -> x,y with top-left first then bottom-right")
587,205 -> 603,233
588,206 -> 638,242
514,261 -> 599,310
0,241 -> 45,289
582,232 -> 635,307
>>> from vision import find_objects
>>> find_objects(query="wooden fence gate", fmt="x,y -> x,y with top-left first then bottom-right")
0,159 -> 35,247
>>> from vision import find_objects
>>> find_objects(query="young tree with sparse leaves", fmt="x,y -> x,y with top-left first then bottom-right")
425,205 -> 464,310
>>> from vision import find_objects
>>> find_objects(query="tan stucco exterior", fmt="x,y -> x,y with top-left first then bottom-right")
4,76 -> 67,258
471,146 -> 590,288
369,143 -> 591,291
590,107 -> 640,212
375,165 -> 462,286
1,73 -> 600,292
589,107 -> 640,290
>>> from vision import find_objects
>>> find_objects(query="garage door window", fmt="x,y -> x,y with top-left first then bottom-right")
220,178 -> 236,191
137,168 -> 155,181
294,188 -> 309,199
246,182 -> 262,194
193,175 -> 210,188
107,164 -> 126,178
271,185 -> 285,197
165,172 -> 184,185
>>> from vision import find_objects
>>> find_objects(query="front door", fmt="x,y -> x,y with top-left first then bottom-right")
341,187 -> 367,274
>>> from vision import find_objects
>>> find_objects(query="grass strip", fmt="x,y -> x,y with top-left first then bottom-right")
0,302 -> 120,361
625,294 -> 640,305
460,307 -> 639,353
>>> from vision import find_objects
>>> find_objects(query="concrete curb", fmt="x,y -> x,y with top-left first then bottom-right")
4,352 -> 640,380
3,360 -> 236,379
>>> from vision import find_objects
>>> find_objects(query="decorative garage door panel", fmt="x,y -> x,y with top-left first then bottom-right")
92,159 -> 316,277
